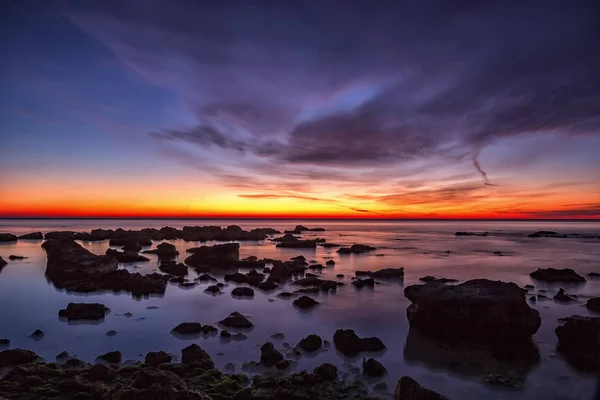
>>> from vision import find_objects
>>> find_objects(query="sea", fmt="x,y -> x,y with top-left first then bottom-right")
1,219 -> 599,399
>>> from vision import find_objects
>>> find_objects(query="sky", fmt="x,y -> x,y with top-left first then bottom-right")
1,0 -> 599,219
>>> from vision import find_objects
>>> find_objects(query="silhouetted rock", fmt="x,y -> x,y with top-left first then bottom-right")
17,232 -> 43,240
528,230 -> 563,238
292,276 -> 342,291
326,260 -> 335,266
109,237 -> 153,246
554,288 -> 577,303
106,248 -> 150,263
159,260 -> 188,276
172,322 -> 203,335
404,279 -> 541,343
219,311 -> 253,328
121,241 -> 143,252
337,244 -> 376,254
362,358 -> 386,376
143,242 -> 179,259
586,298 -> 600,313
145,351 -> 172,367
333,329 -> 385,357
529,268 -> 585,283
0,339 -> 9,346
352,278 -> 375,288
270,260 -> 292,279
556,315 -> 600,372
181,344 -> 213,366
29,330 -> 44,340
588,272 -> 600,277
8,255 -> 26,260
260,342 -> 283,367
276,238 -> 318,248
232,287 -> 254,297
224,271 -> 264,286
294,296 -> 319,309
0,257 -> 6,270
58,303 -> 109,321
185,243 -> 240,269
0,349 -> 38,367
455,231 -> 488,236
395,376 -> 448,400
204,285 -> 221,294
257,281 -> 278,291
297,334 -> 323,352
354,268 -> 404,278
97,351 -> 121,364
0,233 -> 17,242
314,363 -> 337,381
419,276 -> 458,283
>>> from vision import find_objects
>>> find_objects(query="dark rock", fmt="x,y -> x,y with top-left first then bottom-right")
109,237 -> 153,246
586,298 -> 600,312
17,232 -> 43,240
204,285 -> 222,294
419,276 -> 458,283
0,257 -> 6,269
106,330 -> 117,336
260,342 -> 284,367
455,231 -> 488,236
232,287 -> 254,297
58,302 -> 109,321
270,333 -> 285,340
106,248 -> 150,263
179,281 -> 197,288
132,368 -> 186,390
556,315 -> 600,372
172,322 -> 203,335
528,230 -> 563,238
270,260 -> 292,279
276,239 -> 318,248
554,288 -> 577,303
362,358 -> 386,376
201,325 -> 217,334
297,334 -> 322,352
196,273 -> 217,282
326,260 -> 335,266
355,268 -> 405,279
185,243 -> 240,269
143,242 -> 179,259
159,260 -> 188,276
220,330 -> 231,338
337,244 -> 376,254
219,311 -> 253,328
336,274 -> 344,278
56,351 -> 70,360
333,329 -> 385,357
0,349 -> 38,367
277,291 -> 295,298
29,329 -> 44,340
181,344 -> 213,365
395,376 -> 449,400
0,233 -> 17,242
292,276 -> 341,291
224,271 -> 264,286
320,243 -> 342,248
145,351 -> 172,367
0,339 -> 10,346
257,281 -> 278,291
276,359 -> 291,369
293,296 -> 319,309
8,255 -> 27,260
529,268 -> 585,283
314,363 -> 337,381
122,241 -> 143,252
87,364 -> 115,381
97,351 -> 121,364
404,279 -> 541,343
524,284 -> 534,289
352,278 -> 375,288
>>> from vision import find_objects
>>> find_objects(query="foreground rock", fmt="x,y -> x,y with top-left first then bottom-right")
144,351 -> 172,367
219,311 -> 253,328
404,279 -> 541,343
58,303 -> 109,321
260,342 -> 284,367
42,238 -> 167,297
333,329 -> 385,357
181,344 -> 213,366
337,244 -> 376,254
395,376 -> 448,400
185,243 -> 240,269
529,268 -> 585,283
106,248 -> 150,263
555,315 -> 600,372
586,298 -> 600,313
17,232 -> 43,240
0,233 -> 17,242
0,349 -> 38,367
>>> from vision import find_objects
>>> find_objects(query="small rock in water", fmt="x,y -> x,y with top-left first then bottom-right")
96,351 -> 121,364
270,333 -> 285,340
0,339 -> 10,346
106,330 -> 117,337
29,330 -> 44,340
293,296 -> 319,309
362,358 -> 387,376
554,288 -> 577,303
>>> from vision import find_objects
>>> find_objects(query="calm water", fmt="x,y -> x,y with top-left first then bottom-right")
1,219 -> 599,399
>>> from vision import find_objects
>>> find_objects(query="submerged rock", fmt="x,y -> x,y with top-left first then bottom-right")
106,248 -> 150,263
260,342 -> 284,367
555,315 -> 600,372
0,257 -> 6,269
528,231 -> 563,238
454,231 -> 488,236
17,232 -> 43,240
8,255 -> 27,260
219,311 -> 253,328
58,303 -> 109,321
404,279 -> 541,343
293,296 -> 319,309
333,329 -> 385,357
395,376 -> 448,400
419,276 -> 458,283
29,330 -> 44,340
529,268 -> 585,283
337,244 -> 376,254
185,243 -> 240,269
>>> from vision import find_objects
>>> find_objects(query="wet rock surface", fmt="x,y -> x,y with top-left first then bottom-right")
231,287 -> 255,297
555,315 -> 600,372
529,268 -> 586,283
362,358 -> 386,377
58,303 -> 109,321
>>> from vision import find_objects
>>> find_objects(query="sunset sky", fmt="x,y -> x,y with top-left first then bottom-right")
1,0 -> 599,219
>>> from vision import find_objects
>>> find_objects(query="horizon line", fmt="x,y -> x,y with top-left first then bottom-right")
0,217 -> 598,222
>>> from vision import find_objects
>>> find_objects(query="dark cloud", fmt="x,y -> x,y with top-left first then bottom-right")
523,204 -> 600,218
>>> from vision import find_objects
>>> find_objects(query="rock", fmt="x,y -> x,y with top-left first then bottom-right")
524,284 -> 534,289
196,274 -> 217,282
224,271 -> 263,286
143,242 -> 179,259
419,276 -> 458,283
232,287 -> 254,297
395,376 -> 448,400
0,257 -> 6,269
270,260 -> 292,279
181,344 -> 213,365
355,268 -> 404,278
554,288 -> 577,303
276,238 -> 318,248
202,325 -> 217,334
326,260 -> 335,266
260,342 -> 283,367
0,339 -> 9,346
528,231 -> 563,238
404,279 -> 541,343
0,233 -> 17,242
277,291 -> 295,298
270,333 -> 285,340
170,276 -> 185,284
172,322 -> 203,335
588,272 -> 600,277
145,351 -> 172,367
97,351 -> 121,364
292,276 -> 341,291
106,330 -> 117,336
56,351 -> 70,360
159,260 -> 188,276
297,334 -> 322,352
8,255 -> 27,260
555,315 -> 600,372
257,281 -> 278,291
132,368 -> 186,390
17,232 -> 43,240
455,231 -> 488,236
586,298 -> 600,312
333,329 -> 385,356
314,363 -> 337,381
529,268 -> 585,283
336,274 -> 344,278
362,358 -> 386,376
204,285 -> 222,294
337,244 -> 376,254
122,241 -> 143,252
220,330 -> 231,338
219,311 -> 253,328
87,364 -> 115,381
179,282 -> 197,288
352,278 -> 375,288
293,296 -> 319,309
58,303 -> 109,320
0,349 -> 38,367
185,243 -> 240,269
105,248 -> 150,263
29,329 -> 44,340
